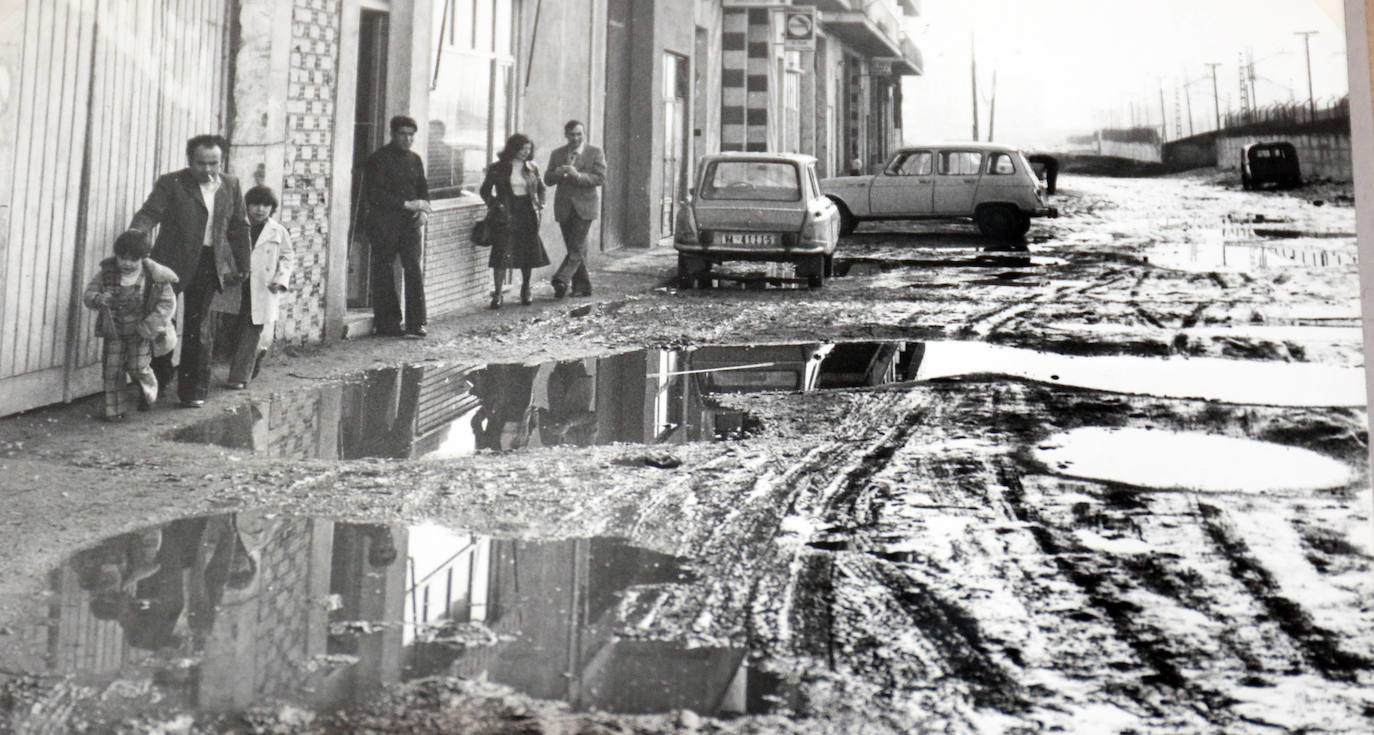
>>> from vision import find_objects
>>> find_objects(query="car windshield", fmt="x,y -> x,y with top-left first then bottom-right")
701,161 -> 801,201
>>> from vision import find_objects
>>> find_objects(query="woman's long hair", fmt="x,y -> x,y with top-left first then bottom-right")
498,133 -> 535,163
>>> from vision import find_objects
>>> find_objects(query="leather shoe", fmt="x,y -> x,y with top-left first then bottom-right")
405,326 -> 428,338
551,280 -> 567,299
225,381 -> 247,390
571,288 -> 592,297
375,325 -> 406,337
179,398 -> 205,408
489,293 -> 503,310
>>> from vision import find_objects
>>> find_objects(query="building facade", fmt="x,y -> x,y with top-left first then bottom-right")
0,0 -> 919,416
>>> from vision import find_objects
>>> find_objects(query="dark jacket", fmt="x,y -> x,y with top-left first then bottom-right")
479,158 -> 546,248
363,143 -> 428,228
129,170 -> 250,291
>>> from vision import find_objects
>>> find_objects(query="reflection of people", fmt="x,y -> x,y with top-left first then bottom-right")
363,115 -> 431,338
480,133 -> 549,308
426,120 -> 464,195
210,185 -> 294,389
470,363 -> 539,451
339,366 -> 423,459
81,230 -> 178,419
129,134 -> 250,407
538,359 -> 598,446
545,120 -> 606,299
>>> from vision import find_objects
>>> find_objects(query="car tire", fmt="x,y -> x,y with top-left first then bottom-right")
976,205 -> 1020,241
834,201 -> 857,237
1241,173 -> 1252,191
823,253 -> 834,278
677,255 -> 709,289
1015,213 -> 1032,237
798,254 -> 825,289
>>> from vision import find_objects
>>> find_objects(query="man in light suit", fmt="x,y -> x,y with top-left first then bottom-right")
130,134 -> 250,407
544,120 -> 606,298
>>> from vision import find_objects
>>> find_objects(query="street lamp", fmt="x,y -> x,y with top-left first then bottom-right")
1295,31 -> 1318,119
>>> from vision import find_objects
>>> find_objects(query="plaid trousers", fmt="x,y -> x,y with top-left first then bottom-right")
103,335 -> 157,417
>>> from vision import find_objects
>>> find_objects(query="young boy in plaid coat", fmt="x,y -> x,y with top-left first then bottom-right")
83,230 -> 178,420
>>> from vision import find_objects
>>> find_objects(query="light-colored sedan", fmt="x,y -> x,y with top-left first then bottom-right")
821,142 -> 1057,240
674,153 -> 840,288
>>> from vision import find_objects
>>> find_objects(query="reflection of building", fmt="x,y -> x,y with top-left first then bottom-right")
18,516 -> 796,724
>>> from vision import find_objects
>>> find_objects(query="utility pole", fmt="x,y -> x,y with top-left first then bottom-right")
970,34 -> 979,140
1159,85 -> 1167,142
1295,30 -> 1318,119
1205,63 -> 1223,132
987,70 -> 997,141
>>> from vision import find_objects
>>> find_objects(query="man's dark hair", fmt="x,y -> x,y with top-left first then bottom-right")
185,134 -> 228,160
390,115 -> 419,134
113,230 -> 152,259
564,120 -> 584,133
244,185 -> 279,213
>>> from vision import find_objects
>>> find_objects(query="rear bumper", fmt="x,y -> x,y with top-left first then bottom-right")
675,242 -> 832,257
1033,205 -> 1059,218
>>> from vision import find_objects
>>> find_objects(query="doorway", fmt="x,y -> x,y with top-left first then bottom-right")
659,52 -> 689,247
347,10 -> 389,309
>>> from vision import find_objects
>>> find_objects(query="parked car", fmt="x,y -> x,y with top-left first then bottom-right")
1241,141 -> 1302,190
674,152 -> 841,289
820,142 -> 1058,241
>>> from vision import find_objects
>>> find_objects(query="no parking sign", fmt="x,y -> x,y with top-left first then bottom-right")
783,7 -> 815,51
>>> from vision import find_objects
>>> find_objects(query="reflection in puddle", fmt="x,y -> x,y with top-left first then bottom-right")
1033,427 -> 1357,492
1150,230 -> 1356,272
170,343 -> 921,459
916,341 -> 1366,407
6,515 -> 788,727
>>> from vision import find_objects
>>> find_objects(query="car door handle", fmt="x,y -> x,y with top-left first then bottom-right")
917,179 -> 932,184
963,178 -> 979,184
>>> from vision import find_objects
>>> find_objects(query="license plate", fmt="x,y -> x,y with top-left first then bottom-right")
720,232 -> 777,246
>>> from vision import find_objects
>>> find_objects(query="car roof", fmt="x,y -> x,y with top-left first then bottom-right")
897,142 -> 1026,153
700,151 -> 817,164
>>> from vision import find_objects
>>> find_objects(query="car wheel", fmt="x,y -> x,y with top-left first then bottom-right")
834,202 -> 857,237
798,254 -> 825,289
1241,173 -> 1252,191
976,205 -> 1020,241
677,255 -> 710,289
823,253 -> 834,278
1015,213 -> 1032,237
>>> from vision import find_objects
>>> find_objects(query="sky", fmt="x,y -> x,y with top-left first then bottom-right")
901,0 -> 1351,149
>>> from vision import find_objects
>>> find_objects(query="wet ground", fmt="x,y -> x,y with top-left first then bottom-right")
1,173 -> 1370,733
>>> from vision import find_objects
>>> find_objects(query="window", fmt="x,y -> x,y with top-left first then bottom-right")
986,152 -> 1016,175
700,161 -> 801,202
427,0 -> 518,198
884,151 -> 932,176
938,151 -> 984,176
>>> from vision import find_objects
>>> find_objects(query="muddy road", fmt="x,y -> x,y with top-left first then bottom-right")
1,173 -> 1370,733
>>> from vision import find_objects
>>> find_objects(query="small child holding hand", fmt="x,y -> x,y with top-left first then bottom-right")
83,230 -> 178,420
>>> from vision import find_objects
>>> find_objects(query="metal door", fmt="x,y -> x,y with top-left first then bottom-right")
0,0 -> 230,417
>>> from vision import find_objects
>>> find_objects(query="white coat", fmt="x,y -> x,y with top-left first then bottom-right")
211,217 -> 294,347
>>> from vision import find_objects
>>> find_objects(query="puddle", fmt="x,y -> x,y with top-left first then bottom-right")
834,254 -> 1063,277
169,343 -> 920,458
1150,232 -> 1357,271
3,514 -> 790,726
916,341 -> 1366,407
1033,427 -> 1358,492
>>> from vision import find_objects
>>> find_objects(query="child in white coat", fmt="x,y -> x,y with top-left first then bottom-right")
212,185 -> 294,388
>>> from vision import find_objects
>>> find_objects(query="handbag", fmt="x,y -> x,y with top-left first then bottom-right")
473,204 -> 508,247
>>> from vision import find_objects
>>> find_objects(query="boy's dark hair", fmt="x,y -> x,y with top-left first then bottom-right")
564,119 -> 584,133
114,230 -> 152,260
244,185 -> 279,213
185,134 -> 229,160
390,115 -> 418,134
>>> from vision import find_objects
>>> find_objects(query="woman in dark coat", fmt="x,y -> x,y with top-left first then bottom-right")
479,133 -> 550,308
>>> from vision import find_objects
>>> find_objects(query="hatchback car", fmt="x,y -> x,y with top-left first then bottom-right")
820,142 -> 1057,241
674,153 -> 840,288
1241,141 -> 1302,190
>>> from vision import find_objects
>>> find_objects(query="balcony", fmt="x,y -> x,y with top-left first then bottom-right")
818,0 -> 913,69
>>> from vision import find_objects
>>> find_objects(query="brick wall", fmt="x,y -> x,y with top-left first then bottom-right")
425,199 -> 490,315
276,0 -> 340,345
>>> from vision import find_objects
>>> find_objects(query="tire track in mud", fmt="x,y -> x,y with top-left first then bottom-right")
1197,502 -> 1374,682
964,270 -> 1133,337
995,465 -> 1240,726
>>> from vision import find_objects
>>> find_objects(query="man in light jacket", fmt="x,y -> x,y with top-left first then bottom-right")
544,120 -> 606,298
